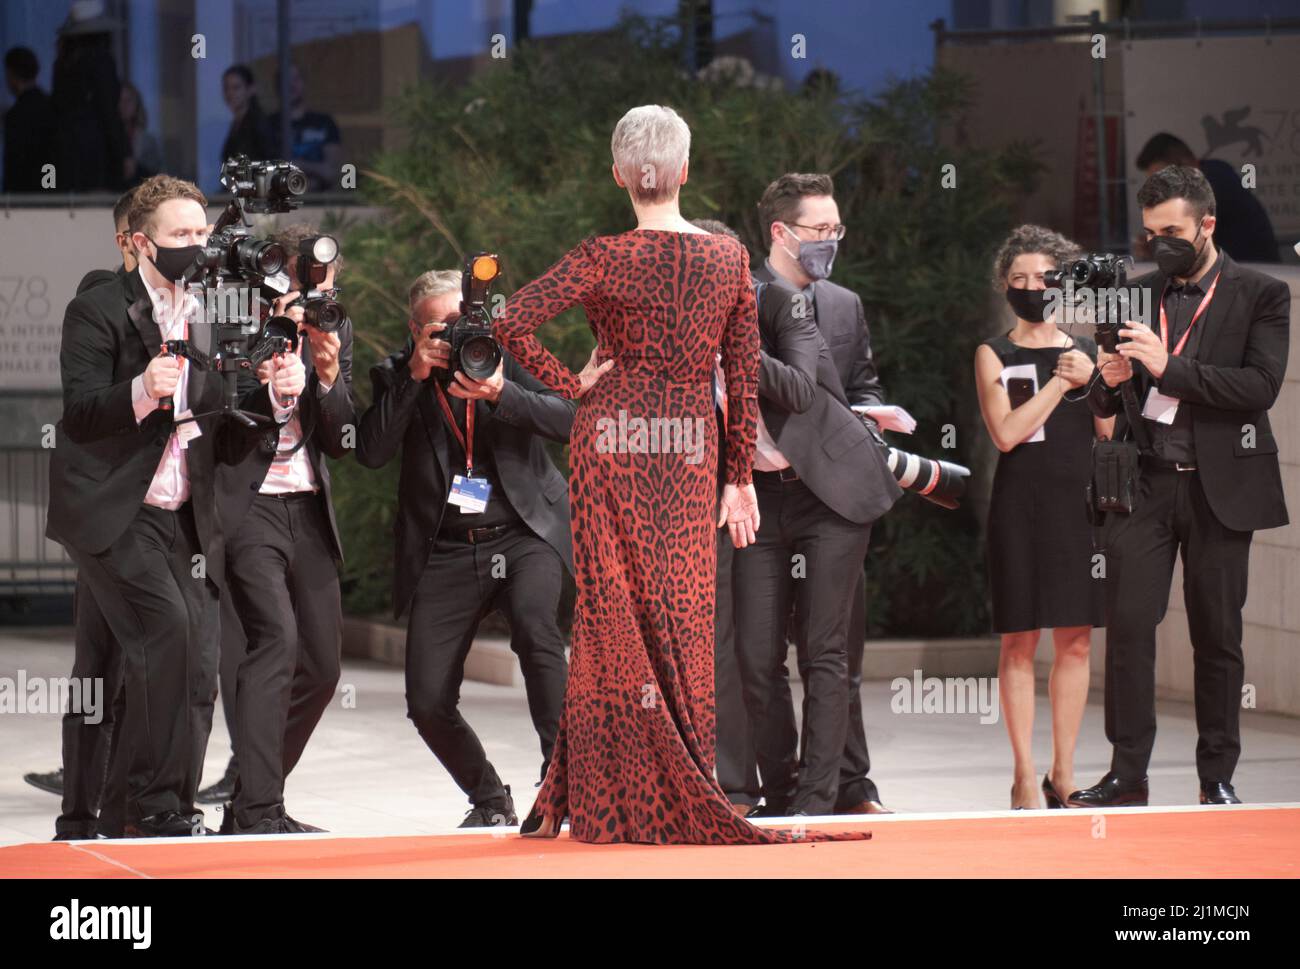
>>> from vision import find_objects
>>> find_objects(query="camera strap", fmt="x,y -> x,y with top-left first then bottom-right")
1119,379 -> 1152,453
434,381 -> 475,475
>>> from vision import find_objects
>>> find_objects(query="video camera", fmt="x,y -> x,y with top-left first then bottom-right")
163,156 -> 329,426
438,252 -> 503,381
1043,253 -> 1133,353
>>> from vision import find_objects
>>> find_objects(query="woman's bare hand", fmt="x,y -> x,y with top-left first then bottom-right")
718,482 -> 760,549
576,346 -> 615,399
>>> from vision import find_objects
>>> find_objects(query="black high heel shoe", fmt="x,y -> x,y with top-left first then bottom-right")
1042,774 -> 1068,809
519,804 -> 561,839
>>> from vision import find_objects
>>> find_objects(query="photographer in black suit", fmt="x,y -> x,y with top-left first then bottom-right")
214,222 -> 355,834
46,175 -> 304,837
356,269 -> 573,827
30,188 -> 135,839
751,172 -> 909,814
1072,165 -> 1290,808
733,275 -> 902,816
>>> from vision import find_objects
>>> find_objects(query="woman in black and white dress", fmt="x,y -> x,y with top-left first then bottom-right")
975,225 -> 1114,810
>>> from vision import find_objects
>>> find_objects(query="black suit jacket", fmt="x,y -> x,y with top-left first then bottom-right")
1087,254 -> 1290,532
754,279 -> 902,525
46,267 -> 273,588
76,266 -> 127,296
752,263 -> 886,408
215,319 -> 357,561
356,346 -> 576,618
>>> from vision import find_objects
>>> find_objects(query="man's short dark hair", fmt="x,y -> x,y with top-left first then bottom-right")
757,173 -> 834,239
112,187 -> 137,229
4,47 -> 39,82
690,218 -> 748,259
1136,164 -> 1217,221
1135,132 -> 1197,171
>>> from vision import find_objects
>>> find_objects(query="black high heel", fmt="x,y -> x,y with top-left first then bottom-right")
1042,773 -> 1068,809
520,804 -> 561,839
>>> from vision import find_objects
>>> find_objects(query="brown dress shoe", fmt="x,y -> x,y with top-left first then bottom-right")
840,800 -> 894,815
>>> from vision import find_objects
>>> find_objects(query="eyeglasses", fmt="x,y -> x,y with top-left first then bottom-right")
784,221 -> 847,241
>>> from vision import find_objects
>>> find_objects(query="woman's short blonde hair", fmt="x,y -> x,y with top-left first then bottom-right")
610,104 -> 691,204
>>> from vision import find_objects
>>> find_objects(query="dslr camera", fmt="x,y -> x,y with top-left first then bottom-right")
1043,253 -> 1132,352
438,252 -> 503,381
287,234 -> 346,333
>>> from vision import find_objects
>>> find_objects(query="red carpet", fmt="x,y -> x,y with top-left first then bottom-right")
3,808 -> 1296,878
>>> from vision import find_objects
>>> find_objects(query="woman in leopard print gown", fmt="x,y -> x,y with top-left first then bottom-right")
493,105 -> 871,846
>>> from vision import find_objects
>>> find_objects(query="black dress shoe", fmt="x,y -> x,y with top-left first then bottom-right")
123,811 -> 205,838
750,801 -> 792,818
235,816 -> 295,835
1199,781 -> 1242,805
24,768 -> 65,796
459,785 -> 518,827
1067,772 -> 1149,808
283,815 -> 326,833
195,760 -> 238,804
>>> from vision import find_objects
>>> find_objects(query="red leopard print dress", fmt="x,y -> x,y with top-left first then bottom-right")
495,230 -> 870,845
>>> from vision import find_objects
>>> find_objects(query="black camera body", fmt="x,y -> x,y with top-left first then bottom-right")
290,289 -> 346,333
1043,253 -> 1131,352
220,155 -> 308,214
165,157 -> 317,426
440,253 -> 503,381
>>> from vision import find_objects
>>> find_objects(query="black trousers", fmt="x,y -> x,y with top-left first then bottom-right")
227,493 -> 342,828
66,503 -> 219,821
713,527 -> 760,805
216,590 -> 246,779
833,569 -> 881,807
405,525 -> 567,806
1102,467 -> 1252,782
54,577 -> 121,838
733,473 -> 873,815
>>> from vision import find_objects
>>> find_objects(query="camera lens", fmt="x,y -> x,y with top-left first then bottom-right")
306,298 -> 344,333
271,168 -> 309,198
459,334 -> 501,380
232,239 -> 286,276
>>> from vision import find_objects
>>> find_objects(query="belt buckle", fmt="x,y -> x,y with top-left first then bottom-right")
1175,462 -> 1197,472
778,467 -> 799,482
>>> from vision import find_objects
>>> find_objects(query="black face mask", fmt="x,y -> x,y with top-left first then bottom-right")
1005,286 -> 1052,323
145,235 -> 203,283
1151,226 -> 1205,278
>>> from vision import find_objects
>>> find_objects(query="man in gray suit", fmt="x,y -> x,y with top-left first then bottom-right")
749,172 -> 912,815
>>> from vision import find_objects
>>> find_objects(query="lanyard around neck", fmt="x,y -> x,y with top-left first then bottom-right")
1159,271 -> 1219,358
433,381 -> 474,475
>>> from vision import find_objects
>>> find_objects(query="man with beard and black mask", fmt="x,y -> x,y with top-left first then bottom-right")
46,174 -> 306,837
1072,165 -> 1290,809
746,173 -> 913,817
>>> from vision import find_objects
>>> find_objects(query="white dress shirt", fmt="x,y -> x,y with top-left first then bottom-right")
262,346 -> 332,495
130,277 -> 197,510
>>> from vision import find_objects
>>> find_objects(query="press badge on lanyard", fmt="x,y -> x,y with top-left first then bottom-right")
436,383 -> 492,514
1142,272 -> 1219,425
